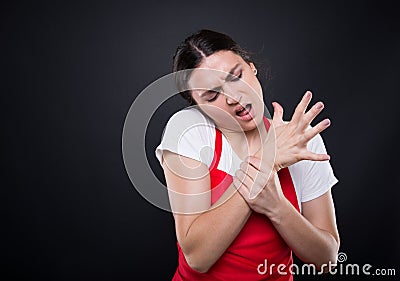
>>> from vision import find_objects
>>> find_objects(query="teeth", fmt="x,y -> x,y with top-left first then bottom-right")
236,107 -> 245,115
235,104 -> 252,116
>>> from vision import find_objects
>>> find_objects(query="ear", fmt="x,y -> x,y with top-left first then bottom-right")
249,62 -> 257,74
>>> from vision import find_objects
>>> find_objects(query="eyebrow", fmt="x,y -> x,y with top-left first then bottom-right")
200,63 -> 240,97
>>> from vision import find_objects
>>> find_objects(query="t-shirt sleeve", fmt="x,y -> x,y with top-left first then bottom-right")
155,108 -> 215,167
300,131 -> 339,202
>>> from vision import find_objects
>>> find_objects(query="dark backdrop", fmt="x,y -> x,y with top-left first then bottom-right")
3,0 -> 399,280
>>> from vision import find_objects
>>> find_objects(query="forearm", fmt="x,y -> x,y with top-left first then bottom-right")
268,199 -> 339,269
182,183 -> 251,272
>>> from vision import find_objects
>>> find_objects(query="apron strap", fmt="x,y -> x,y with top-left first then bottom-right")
209,129 -> 222,171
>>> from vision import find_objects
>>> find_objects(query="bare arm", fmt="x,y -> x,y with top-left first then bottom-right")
162,151 -> 251,273
267,174 -> 339,269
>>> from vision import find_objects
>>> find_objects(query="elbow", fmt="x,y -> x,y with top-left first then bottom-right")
315,237 -> 341,273
326,233 -> 340,267
325,243 -> 340,266
178,235 -> 220,274
178,238 -> 213,273
314,253 -> 338,273
185,253 -> 212,273
188,263 -> 211,274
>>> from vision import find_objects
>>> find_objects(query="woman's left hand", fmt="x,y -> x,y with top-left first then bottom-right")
233,156 -> 287,219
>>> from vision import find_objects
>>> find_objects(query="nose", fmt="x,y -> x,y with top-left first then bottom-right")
225,92 -> 242,105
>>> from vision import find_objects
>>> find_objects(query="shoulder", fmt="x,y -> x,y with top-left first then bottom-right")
163,107 -> 215,138
170,106 -> 210,122
155,107 -> 216,167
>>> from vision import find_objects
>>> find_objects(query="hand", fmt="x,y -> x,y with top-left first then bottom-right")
258,91 -> 331,172
232,91 -> 331,216
233,156 -> 286,219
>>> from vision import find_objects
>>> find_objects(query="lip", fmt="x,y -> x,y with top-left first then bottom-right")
234,104 -> 245,114
235,103 -> 254,121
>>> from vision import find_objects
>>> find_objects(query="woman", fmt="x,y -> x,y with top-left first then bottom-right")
155,29 -> 340,280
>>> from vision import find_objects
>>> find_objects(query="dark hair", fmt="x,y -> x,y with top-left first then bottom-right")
172,29 -> 255,106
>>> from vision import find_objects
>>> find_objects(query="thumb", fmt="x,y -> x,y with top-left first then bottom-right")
272,102 -> 284,126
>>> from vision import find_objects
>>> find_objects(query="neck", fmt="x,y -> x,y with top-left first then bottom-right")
218,122 -> 268,159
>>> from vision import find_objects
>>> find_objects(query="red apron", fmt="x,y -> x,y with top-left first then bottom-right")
173,117 -> 300,280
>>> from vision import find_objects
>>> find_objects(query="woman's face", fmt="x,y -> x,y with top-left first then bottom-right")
188,50 -> 264,132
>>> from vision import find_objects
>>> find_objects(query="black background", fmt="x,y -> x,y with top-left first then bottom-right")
3,0 -> 400,280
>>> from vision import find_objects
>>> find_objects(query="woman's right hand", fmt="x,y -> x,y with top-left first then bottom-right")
257,91 -> 332,172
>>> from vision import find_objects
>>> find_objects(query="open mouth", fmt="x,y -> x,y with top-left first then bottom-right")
235,104 -> 253,121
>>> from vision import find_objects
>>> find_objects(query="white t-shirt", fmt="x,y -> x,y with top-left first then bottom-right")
155,107 -> 338,212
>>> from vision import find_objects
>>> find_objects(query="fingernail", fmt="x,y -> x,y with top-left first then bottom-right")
323,119 -> 331,126
316,102 -> 324,109
305,91 -> 312,97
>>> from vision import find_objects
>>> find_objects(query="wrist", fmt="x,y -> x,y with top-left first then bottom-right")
264,197 -> 291,225
273,163 -> 282,173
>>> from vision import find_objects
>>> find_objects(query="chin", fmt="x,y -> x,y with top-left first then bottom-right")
240,120 -> 259,132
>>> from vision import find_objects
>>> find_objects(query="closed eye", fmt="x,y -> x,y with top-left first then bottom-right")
206,90 -> 220,102
231,71 -> 242,81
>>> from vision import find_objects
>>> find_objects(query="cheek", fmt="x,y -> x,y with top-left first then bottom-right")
198,102 -> 230,120
198,102 -> 243,127
235,73 -> 263,101
248,77 -> 263,98
247,78 -> 264,111
243,77 -> 264,124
